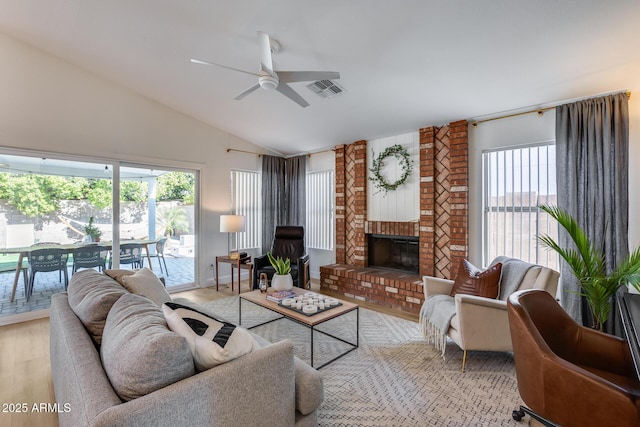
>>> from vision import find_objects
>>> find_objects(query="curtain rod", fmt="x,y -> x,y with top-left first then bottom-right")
471,91 -> 631,127
226,148 -> 262,157
226,148 -> 335,157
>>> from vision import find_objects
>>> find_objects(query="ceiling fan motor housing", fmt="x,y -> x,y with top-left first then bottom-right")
259,74 -> 279,90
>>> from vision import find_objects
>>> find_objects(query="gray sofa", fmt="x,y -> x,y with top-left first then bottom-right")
50,270 -> 323,427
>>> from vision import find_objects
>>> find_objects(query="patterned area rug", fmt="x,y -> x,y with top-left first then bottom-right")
201,296 -> 523,427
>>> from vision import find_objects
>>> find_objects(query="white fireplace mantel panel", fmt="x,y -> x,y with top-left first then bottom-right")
367,132 -> 420,222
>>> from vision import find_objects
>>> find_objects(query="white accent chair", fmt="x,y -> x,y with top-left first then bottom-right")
422,260 -> 559,372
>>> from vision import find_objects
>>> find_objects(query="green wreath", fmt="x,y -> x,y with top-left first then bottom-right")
369,144 -> 413,195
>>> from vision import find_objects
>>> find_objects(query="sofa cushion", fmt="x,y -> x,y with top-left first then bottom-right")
101,293 -> 195,401
162,302 -> 260,371
120,267 -> 171,306
450,259 -> 502,299
67,269 -> 128,346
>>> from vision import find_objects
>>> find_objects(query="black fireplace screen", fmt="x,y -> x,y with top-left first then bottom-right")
367,234 -> 419,274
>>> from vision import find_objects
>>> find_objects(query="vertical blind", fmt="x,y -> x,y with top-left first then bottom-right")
482,143 -> 558,270
306,170 -> 334,250
231,170 -> 261,250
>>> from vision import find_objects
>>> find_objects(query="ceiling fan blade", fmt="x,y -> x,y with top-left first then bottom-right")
257,31 -> 274,76
190,59 -> 259,77
278,71 -> 340,84
276,83 -> 309,108
234,83 -> 261,100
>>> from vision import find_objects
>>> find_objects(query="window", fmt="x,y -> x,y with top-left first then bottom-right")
306,170 -> 334,250
482,143 -> 558,270
231,170 -> 261,250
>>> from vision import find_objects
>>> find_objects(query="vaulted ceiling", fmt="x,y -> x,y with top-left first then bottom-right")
1,0 -> 640,155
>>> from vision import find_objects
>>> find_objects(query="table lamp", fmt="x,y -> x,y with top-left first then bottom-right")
220,214 -> 246,259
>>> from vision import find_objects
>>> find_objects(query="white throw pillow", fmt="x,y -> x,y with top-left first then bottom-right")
121,267 -> 171,306
162,302 -> 260,371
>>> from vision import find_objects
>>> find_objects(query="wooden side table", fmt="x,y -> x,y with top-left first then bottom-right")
215,255 -> 253,294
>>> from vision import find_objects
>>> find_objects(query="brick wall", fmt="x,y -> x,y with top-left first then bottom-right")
324,121 -> 468,314
364,221 -> 419,237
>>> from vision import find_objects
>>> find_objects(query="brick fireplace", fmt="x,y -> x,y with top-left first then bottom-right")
320,121 -> 469,314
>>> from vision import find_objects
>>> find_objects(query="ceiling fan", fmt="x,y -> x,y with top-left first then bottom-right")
191,31 -> 340,108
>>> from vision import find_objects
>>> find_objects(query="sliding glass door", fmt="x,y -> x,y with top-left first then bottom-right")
0,152 -> 198,323
118,165 -> 196,287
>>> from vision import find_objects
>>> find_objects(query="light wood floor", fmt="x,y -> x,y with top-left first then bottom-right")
0,280 -> 417,427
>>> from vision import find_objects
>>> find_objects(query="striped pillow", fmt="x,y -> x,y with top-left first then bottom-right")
162,302 -> 260,371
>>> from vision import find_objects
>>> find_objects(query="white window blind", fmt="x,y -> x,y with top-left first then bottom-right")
482,143 -> 558,270
306,170 -> 334,250
231,170 -> 261,250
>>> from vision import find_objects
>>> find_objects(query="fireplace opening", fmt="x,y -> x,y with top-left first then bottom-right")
367,234 -> 419,274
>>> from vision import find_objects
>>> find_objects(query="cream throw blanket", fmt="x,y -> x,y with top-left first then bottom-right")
420,257 -> 534,358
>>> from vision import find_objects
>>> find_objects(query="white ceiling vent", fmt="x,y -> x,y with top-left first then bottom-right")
306,80 -> 345,98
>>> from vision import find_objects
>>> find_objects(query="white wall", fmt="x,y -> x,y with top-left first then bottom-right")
468,96 -> 640,267
0,32 -> 269,287
307,150 -> 335,278
367,132 -> 420,221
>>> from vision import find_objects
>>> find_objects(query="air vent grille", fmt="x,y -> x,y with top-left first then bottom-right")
306,80 -> 345,98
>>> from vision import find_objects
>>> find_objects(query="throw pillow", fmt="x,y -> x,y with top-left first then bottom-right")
449,259 -> 502,299
121,267 -> 171,306
67,269 -> 128,346
162,302 -> 261,371
101,293 -> 195,401
104,269 -> 136,286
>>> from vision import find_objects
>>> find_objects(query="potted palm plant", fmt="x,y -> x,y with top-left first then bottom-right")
84,216 -> 102,242
538,204 -> 640,331
267,252 -> 293,291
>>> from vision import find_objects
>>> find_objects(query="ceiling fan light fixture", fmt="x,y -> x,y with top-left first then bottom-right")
259,74 -> 279,91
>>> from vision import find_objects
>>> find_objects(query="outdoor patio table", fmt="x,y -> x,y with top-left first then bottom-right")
2,239 -> 157,302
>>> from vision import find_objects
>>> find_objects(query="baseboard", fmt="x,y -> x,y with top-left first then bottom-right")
0,308 -> 50,326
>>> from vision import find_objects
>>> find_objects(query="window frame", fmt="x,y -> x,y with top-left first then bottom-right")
230,169 -> 262,251
481,141 -> 557,268
305,169 -> 335,251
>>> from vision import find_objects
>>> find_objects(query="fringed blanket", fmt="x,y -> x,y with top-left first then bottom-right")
420,257 -> 535,358
419,294 -> 456,358
491,256 -> 533,300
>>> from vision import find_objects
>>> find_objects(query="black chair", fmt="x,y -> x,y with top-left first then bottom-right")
152,237 -> 169,276
253,226 -> 310,290
27,247 -> 69,301
109,243 -> 144,269
72,244 -> 108,273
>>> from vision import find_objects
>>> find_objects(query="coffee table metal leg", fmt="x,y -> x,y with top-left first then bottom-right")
310,326 -> 314,368
356,307 -> 360,347
238,297 -> 242,326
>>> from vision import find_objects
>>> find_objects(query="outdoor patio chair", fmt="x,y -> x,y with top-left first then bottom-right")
150,237 -> 169,276
109,243 -> 144,269
27,247 -> 69,301
72,244 -> 108,274
32,242 -> 64,281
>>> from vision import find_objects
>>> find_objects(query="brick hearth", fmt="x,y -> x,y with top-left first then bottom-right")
320,265 -> 423,313
321,121 -> 468,314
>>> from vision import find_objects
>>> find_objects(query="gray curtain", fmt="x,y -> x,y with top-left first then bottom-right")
261,155 -> 286,253
261,155 -> 307,253
286,155 -> 306,228
555,92 -> 629,335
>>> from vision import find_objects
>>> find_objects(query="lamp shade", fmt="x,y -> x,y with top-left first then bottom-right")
220,214 -> 246,233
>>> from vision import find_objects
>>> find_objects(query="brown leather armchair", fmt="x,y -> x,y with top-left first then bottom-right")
507,289 -> 640,427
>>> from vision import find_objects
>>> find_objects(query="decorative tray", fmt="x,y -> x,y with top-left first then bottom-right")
277,292 -> 342,317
